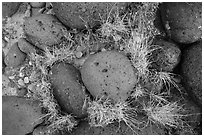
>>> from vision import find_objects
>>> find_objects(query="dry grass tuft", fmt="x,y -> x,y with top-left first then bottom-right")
99,7 -> 128,42
87,96 -> 146,132
46,114 -> 78,134
143,100 -> 184,128
150,71 -> 181,94
131,84 -> 146,99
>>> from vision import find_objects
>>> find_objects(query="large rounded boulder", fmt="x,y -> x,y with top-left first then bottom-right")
160,2 -> 202,44
52,2 -> 127,30
181,41 -> 202,105
2,96 -> 44,135
50,62 -> 86,118
81,51 -> 137,103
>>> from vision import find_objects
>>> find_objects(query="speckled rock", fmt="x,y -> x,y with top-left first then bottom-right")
181,41 -> 202,105
23,14 -> 68,49
4,42 -> 26,68
160,2 -> 202,44
50,62 -> 86,118
2,2 -> 21,18
81,51 -> 137,103
52,2 -> 127,29
2,96 -> 44,135
151,39 -> 181,72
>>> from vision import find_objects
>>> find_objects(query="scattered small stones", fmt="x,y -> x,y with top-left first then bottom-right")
2,75 -> 18,96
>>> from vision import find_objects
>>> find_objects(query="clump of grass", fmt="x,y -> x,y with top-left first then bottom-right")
126,32 -> 160,80
123,3 -> 161,81
87,96 -> 146,132
131,84 -> 146,99
43,45 -> 75,67
143,100 -> 184,128
150,71 -> 181,94
99,6 -> 128,42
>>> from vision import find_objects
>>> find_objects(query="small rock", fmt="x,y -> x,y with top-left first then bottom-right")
75,51 -> 83,58
2,75 -> 18,96
4,42 -> 26,68
18,79 -> 25,86
23,14 -> 68,49
24,77 -> 29,84
31,8 -> 43,16
160,2 -> 202,44
16,88 -> 28,96
19,72 -> 24,77
30,2 -> 46,8
181,41 -> 202,105
151,38 -> 181,72
2,96 -> 44,135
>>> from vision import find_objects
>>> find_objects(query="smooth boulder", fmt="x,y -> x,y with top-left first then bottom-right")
181,41 -> 202,105
160,2 -> 202,44
50,62 -> 86,118
2,96 -> 44,135
81,51 -> 137,103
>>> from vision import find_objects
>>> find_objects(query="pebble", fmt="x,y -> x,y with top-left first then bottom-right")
75,51 -> 83,58
18,79 -> 25,86
19,72 -> 24,77
8,75 -> 15,80
24,77 -> 29,84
